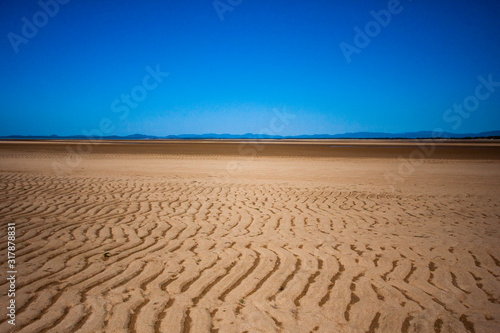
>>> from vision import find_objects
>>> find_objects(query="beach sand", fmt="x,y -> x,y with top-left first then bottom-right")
0,140 -> 499,332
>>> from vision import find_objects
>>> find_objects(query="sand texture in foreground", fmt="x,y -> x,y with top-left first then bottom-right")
0,141 -> 499,333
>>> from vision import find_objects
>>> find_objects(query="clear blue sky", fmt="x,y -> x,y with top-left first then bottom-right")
1,0 -> 499,136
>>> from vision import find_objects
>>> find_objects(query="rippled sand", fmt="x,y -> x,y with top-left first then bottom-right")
0,140 -> 499,332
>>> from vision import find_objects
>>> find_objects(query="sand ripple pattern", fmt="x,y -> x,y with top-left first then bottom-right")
0,173 -> 499,333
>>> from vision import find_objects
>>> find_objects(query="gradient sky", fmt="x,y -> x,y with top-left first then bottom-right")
1,0 -> 499,136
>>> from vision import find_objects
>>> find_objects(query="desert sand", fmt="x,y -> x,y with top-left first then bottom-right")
0,140 -> 499,333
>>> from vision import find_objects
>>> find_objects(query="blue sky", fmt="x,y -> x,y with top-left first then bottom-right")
1,0 -> 499,136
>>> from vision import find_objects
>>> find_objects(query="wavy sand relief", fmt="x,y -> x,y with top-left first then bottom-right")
0,145 -> 499,332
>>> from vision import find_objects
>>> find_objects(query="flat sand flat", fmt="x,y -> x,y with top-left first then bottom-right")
0,140 -> 499,332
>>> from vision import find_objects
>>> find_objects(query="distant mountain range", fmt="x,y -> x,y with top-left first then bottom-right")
1,130 -> 500,140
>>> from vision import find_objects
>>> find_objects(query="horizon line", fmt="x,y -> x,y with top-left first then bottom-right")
1,129 -> 500,140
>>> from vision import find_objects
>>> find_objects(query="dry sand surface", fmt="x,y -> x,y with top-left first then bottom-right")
0,140 -> 499,333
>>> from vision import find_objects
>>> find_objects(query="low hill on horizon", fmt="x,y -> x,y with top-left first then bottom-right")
1,130 -> 500,140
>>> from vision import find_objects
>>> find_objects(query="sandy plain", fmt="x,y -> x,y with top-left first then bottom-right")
0,140 -> 499,333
